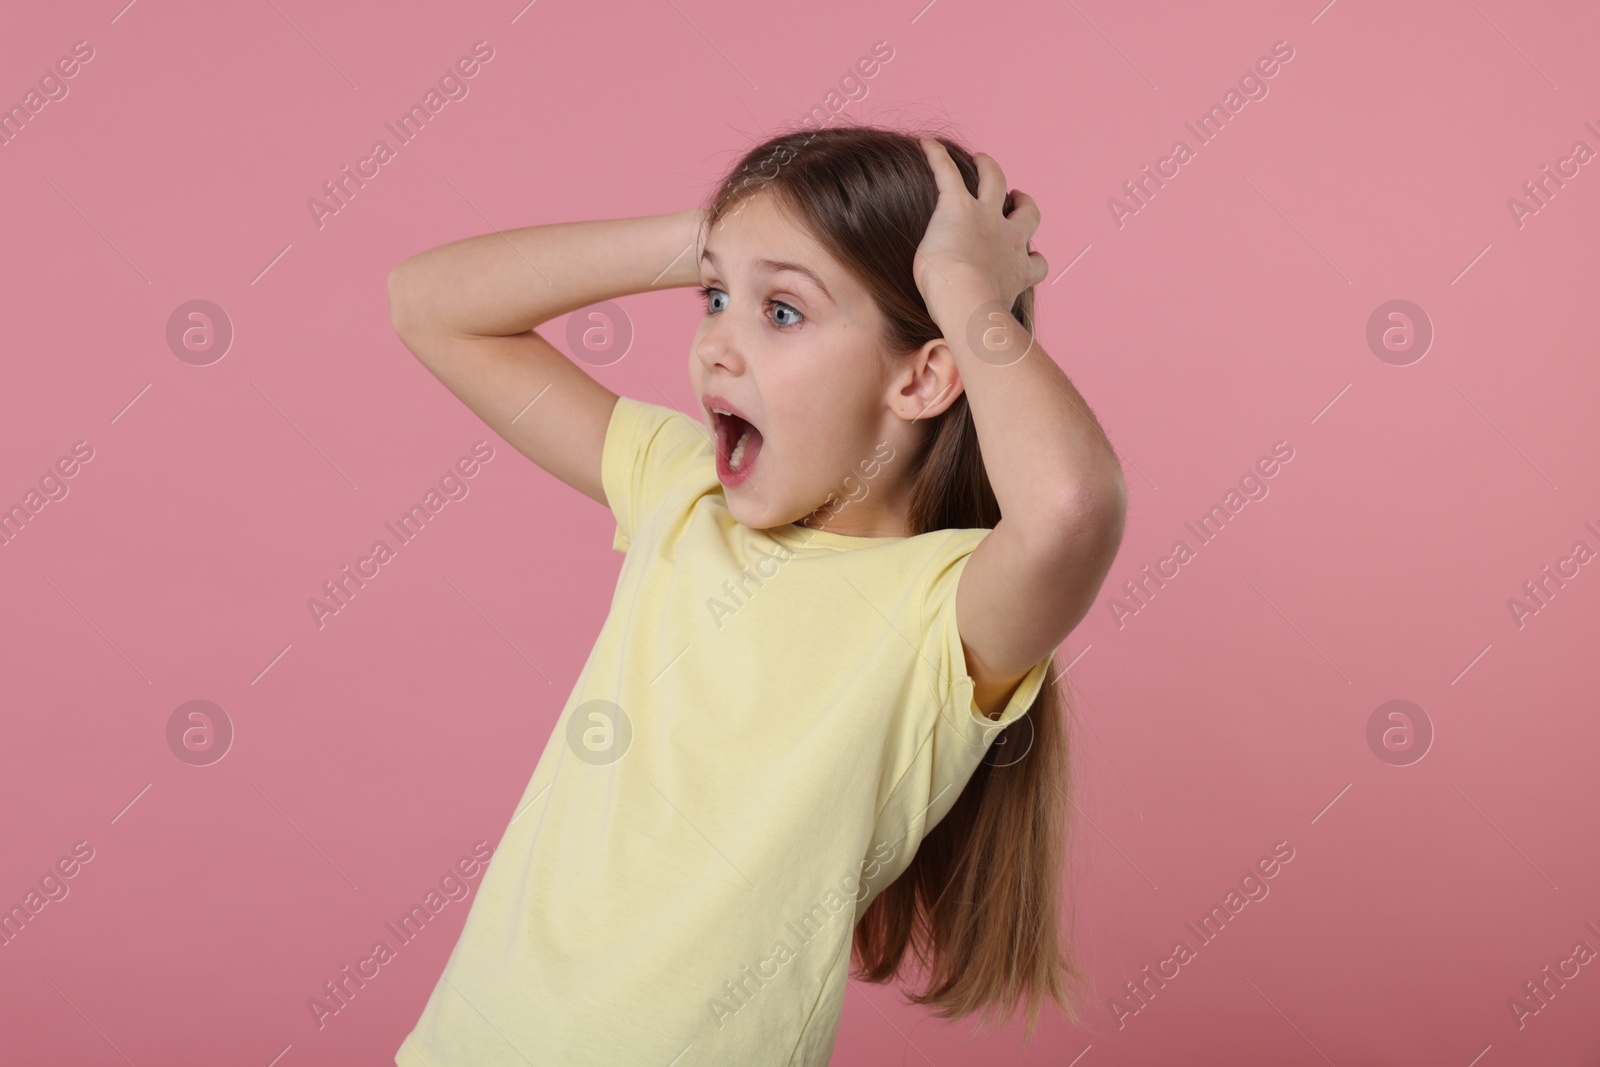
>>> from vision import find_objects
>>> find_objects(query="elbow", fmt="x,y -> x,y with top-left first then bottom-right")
1076,466 -> 1127,541
1019,466 -> 1127,557
1076,468 -> 1128,552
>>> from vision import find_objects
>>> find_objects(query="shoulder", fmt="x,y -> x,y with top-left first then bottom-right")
602,397 -> 715,553
606,395 -> 708,460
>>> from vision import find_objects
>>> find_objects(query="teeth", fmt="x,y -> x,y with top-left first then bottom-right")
728,427 -> 751,472
711,405 -> 754,474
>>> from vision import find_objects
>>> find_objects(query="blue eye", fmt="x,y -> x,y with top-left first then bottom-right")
697,285 -> 728,314
770,302 -> 802,327
697,285 -> 804,329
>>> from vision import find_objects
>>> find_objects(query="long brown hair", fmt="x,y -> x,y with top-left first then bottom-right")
701,123 -> 1091,1039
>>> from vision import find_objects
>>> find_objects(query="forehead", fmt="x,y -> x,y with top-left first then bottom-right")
701,191 -> 842,296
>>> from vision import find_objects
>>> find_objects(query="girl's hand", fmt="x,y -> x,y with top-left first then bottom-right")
912,137 -> 1047,312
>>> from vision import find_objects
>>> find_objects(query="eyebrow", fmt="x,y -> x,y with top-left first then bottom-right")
700,249 -> 833,303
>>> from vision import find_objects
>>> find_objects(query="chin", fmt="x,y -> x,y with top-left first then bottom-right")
723,493 -> 792,533
723,495 -> 770,529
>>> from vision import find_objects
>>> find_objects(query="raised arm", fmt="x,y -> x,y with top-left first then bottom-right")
386,208 -> 706,506
914,140 -> 1127,718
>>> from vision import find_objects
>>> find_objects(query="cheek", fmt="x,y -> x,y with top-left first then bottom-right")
763,338 -> 883,469
769,380 -> 840,452
784,350 -> 858,414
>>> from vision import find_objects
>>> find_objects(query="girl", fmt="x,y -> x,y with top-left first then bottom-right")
387,124 -> 1125,1065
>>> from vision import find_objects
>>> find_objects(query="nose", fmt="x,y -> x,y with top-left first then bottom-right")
694,310 -> 746,377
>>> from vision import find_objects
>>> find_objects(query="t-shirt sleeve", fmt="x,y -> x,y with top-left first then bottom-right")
856,533 -> 1059,913
917,534 -> 1056,757
921,531 -> 1056,739
600,395 -> 711,553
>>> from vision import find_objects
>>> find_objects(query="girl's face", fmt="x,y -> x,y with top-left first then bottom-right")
690,189 -> 934,537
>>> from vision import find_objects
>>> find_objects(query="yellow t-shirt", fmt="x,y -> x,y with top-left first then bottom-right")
395,395 -> 1055,1067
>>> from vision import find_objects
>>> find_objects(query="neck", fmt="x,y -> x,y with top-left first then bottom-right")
799,504 -> 909,539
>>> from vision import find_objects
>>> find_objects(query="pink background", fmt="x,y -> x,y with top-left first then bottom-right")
2,0 -> 1598,1063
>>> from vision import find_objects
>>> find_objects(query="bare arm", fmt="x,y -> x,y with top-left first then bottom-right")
915,142 -> 1127,718
951,294 -> 1127,718
386,209 -> 706,505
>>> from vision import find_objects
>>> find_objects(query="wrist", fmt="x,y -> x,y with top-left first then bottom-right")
655,208 -> 708,290
922,272 -> 1004,333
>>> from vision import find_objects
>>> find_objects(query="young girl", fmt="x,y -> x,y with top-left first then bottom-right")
386,124 -> 1125,1066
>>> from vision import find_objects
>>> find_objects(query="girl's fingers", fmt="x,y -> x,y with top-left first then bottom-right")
973,151 -> 1007,208
1029,250 -> 1050,286
919,137 -> 966,197
1008,191 -> 1043,238
1008,189 -> 1040,215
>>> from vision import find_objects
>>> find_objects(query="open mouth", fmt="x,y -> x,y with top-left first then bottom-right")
710,408 -> 764,487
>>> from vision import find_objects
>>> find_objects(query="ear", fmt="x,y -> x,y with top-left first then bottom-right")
890,336 -> 965,422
